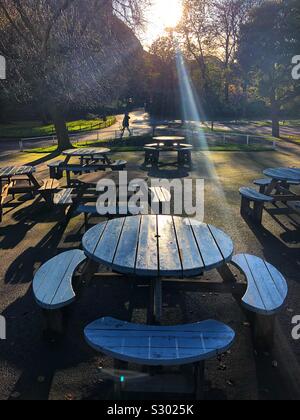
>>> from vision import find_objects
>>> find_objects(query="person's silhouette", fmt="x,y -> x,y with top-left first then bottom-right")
121,112 -> 132,138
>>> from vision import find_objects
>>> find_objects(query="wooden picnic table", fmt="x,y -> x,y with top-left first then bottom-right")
63,147 -> 111,161
56,147 -> 129,186
0,165 -> 40,190
153,136 -> 186,144
82,215 -> 234,322
144,142 -> 193,168
263,167 -> 300,202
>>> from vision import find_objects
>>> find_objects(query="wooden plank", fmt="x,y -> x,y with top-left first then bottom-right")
33,250 -> 86,310
92,218 -> 125,264
82,221 -> 108,259
135,215 -> 159,276
191,222 -> 224,271
157,215 -> 182,277
173,217 -> 204,276
113,216 -> 141,274
54,189 -> 73,205
208,225 -> 234,263
84,317 -> 235,366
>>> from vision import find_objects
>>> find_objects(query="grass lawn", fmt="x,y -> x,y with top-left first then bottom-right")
0,116 -> 117,138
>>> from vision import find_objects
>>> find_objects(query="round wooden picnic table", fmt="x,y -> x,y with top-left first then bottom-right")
153,136 -> 186,144
82,215 -> 234,321
82,215 -> 233,277
263,167 -> 300,183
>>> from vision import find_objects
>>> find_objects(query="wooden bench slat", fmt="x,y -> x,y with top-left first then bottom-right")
33,250 -> 87,310
84,317 -> 236,366
231,254 -> 288,315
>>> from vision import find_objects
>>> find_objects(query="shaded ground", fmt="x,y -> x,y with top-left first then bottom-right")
0,144 -> 299,400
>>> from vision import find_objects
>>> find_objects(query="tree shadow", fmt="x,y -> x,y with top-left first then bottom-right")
4,216 -> 71,285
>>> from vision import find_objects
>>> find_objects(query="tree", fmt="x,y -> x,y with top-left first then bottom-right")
178,0 -> 262,105
238,0 -> 300,137
0,0 -> 147,150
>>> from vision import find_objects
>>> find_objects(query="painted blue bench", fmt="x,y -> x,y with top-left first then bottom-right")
231,254 -> 288,349
84,317 -> 235,398
239,187 -> 274,224
33,250 -> 87,333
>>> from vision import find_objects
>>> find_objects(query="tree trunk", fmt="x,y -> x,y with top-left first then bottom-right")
53,112 -> 72,151
271,100 -> 280,138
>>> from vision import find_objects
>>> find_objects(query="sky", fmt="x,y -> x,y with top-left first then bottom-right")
142,0 -> 183,47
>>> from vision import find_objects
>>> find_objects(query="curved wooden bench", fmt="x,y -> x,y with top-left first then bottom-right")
231,254 -> 288,349
231,254 -> 288,315
254,179 -> 272,194
239,187 -> 274,224
84,317 -> 235,367
33,250 -> 87,310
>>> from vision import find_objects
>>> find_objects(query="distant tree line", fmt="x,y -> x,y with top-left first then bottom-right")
145,0 -> 300,137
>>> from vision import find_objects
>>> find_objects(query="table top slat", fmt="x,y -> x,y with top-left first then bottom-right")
93,218 -> 125,264
209,225 -> 234,263
113,216 -> 141,274
157,216 -> 182,277
190,223 -> 224,271
135,215 -> 159,276
173,217 -> 204,276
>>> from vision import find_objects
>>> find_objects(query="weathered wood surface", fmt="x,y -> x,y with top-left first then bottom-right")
239,187 -> 274,202
231,254 -> 288,315
82,216 -> 234,277
263,168 -> 300,183
84,317 -> 236,366
33,250 -> 87,310
63,148 -> 110,157
0,166 -> 36,178
54,189 -> 74,205
39,178 -> 60,191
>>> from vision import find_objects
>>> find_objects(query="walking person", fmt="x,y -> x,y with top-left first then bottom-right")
121,112 -> 132,138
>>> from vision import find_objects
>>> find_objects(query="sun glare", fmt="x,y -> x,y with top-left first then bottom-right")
144,0 -> 183,46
